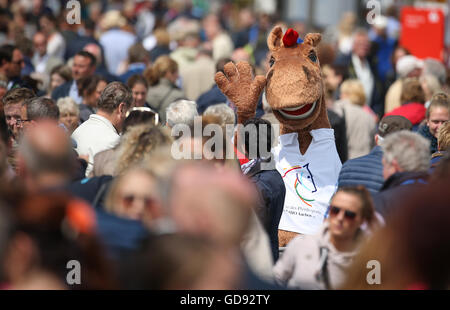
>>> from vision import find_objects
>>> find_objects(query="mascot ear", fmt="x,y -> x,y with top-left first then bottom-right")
304,33 -> 322,47
267,26 -> 283,51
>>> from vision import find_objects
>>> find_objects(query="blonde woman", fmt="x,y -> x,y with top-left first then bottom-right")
333,79 -> 377,159
56,97 -> 80,134
144,55 -> 185,124
104,166 -> 163,224
340,79 -> 377,121
113,123 -> 173,175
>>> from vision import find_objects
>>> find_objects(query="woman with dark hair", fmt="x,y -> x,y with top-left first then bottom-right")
77,75 -> 108,123
47,64 -> 72,97
127,74 -> 151,108
273,185 -> 380,289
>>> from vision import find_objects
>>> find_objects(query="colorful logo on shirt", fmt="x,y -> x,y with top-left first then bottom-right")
282,164 -> 317,207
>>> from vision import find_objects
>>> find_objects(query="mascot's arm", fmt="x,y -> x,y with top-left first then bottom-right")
215,62 -> 266,124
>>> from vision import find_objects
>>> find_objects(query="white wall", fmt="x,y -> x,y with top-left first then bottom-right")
283,0 -> 357,27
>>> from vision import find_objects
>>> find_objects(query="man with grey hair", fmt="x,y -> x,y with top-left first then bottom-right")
373,130 -> 430,217
15,96 -> 59,139
203,103 -> 236,127
72,81 -> 133,177
423,58 -> 447,87
165,100 -> 198,129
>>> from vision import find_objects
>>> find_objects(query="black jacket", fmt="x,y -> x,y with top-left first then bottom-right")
51,81 -> 72,102
372,171 -> 428,218
245,158 -> 285,262
327,109 -> 348,163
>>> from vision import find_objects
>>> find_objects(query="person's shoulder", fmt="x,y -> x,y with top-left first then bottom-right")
287,233 -> 316,251
52,81 -> 72,98
310,128 -> 336,142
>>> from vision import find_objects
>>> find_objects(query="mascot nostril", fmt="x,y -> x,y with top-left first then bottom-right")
215,27 -> 342,247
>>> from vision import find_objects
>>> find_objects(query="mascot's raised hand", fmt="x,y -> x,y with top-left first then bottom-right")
214,26 -> 342,247
215,62 -> 266,124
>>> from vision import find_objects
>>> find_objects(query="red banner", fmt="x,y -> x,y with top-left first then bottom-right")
400,7 -> 445,61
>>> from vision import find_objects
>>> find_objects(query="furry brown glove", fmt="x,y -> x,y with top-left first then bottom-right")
215,62 -> 266,124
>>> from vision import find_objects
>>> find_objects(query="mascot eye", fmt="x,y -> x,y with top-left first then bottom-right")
269,57 -> 275,67
308,53 -> 317,63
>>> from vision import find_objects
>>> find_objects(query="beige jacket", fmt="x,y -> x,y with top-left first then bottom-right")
273,223 -> 367,289
333,99 -> 376,159
180,56 -> 216,101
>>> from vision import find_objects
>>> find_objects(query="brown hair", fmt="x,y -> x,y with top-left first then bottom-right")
426,92 -> 449,119
334,185 -> 377,228
2,88 -> 35,106
97,82 -> 133,113
144,55 -> 178,86
128,43 -> 149,64
77,75 -> 107,98
438,121 -> 450,151
50,64 -> 72,83
126,74 -> 148,90
400,77 -> 425,104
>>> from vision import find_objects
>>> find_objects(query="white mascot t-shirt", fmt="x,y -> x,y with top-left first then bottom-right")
272,129 -> 342,235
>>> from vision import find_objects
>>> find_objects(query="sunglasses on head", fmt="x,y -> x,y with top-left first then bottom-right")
329,206 -> 357,220
126,107 -> 159,125
121,194 -> 155,209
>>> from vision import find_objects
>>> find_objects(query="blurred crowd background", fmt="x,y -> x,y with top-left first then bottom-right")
0,0 -> 449,290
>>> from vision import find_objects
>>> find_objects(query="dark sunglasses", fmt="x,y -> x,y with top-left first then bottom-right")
121,194 -> 154,209
329,206 -> 357,220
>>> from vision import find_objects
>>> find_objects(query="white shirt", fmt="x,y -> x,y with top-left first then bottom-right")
69,80 -> 83,105
351,54 -> 374,106
32,53 -> 48,74
47,32 -> 66,60
71,114 -> 120,177
272,129 -> 342,235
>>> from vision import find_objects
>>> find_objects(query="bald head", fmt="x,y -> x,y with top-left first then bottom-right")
18,120 -> 74,184
33,32 -> 47,57
83,43 -> 102,65
168,162 -> 257,246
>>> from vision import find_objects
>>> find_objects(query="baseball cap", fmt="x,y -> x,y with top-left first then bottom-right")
378,115 -> 413,138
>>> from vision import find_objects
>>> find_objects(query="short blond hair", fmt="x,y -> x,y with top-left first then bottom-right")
340,79 -> 366,106
56,97 -> 79,117
438,121 -> 450,151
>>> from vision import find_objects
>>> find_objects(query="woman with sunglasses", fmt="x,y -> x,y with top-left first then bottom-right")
273,185 -> 379,289
103,166 -> 163,226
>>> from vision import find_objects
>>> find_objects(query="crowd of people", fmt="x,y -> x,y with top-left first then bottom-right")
0,0 -> 449,290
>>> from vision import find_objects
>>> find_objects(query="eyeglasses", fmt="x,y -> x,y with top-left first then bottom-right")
125,107 -> 159,125
16,119 -> 32,126
121,194 -> 155,209
329,206 -> 357,220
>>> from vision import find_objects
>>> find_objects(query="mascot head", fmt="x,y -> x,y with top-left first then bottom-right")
266,26 -> 327,132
